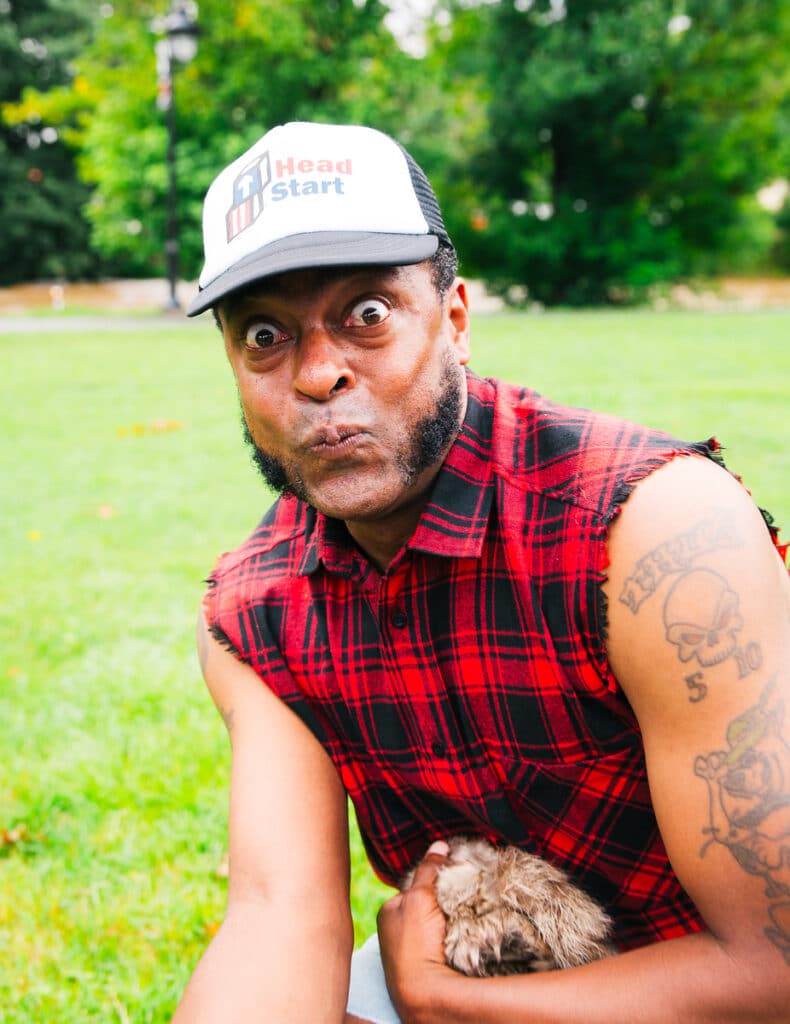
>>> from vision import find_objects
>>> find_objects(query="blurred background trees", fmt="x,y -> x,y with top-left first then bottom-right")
2,0 -> 789,305
0,0 -> 98,283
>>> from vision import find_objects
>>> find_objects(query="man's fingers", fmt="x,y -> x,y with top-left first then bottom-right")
379,891 -> 404,916
408,840 -> 450,891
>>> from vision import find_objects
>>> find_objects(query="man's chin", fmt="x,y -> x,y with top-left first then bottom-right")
247,443 -> 389,518
297,474 -> 404,522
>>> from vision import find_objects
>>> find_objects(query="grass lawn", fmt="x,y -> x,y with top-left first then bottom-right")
1,307 -> 788,1022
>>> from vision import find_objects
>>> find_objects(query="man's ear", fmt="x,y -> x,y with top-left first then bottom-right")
447,278 -> 471,366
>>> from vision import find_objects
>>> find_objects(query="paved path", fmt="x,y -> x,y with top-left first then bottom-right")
0,315 -> 206,333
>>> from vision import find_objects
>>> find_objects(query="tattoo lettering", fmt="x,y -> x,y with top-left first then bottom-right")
663,570 -> 743,667
695,680 -> 790,965
685,672 -> 708,703
734,642 -> 764,680
619,509 -> 739,613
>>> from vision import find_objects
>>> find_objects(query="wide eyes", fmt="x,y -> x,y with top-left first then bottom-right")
240,296 -> 390,351
244,320 -> 291,349
344,297 -> 390,328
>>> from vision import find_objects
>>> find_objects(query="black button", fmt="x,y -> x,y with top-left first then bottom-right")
431,740 -> 447,758
391,610 -> 408,628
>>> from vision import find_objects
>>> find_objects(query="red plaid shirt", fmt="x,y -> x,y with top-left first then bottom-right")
205,371 -> 746,950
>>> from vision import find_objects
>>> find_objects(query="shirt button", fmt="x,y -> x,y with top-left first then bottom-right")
391,609 -> 408,628
431,740 -> 447,758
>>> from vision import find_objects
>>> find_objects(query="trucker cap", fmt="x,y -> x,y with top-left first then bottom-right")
187,121 -> 452,316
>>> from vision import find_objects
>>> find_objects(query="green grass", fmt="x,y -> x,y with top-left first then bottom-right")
1,308 -> 788,1022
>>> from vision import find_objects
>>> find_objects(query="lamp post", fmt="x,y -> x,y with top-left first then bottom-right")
155,2 -> 198,311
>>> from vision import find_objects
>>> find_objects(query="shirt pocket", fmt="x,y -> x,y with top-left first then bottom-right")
490,744 -> 673,909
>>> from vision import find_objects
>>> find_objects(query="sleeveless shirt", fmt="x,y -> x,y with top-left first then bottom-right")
204,371 -> 759,950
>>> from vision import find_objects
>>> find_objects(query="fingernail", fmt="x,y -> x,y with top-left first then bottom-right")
428,840 -> 450,857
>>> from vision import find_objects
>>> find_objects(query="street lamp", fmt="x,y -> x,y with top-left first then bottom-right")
155,2 -> 199,310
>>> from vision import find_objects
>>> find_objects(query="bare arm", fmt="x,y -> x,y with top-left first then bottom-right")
379,455 -> 790,1023
172,614 -> 355,1023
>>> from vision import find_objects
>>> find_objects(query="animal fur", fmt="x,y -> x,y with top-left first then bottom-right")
401,836 -> 614,977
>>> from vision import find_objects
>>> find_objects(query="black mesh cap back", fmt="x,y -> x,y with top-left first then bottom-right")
398,144 -> 452,246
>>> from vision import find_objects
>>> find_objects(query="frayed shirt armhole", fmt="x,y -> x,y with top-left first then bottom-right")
207,622 -> 244,659
593,443 -> 719,695
593,439 -> 789,696
201,567 -> 252,667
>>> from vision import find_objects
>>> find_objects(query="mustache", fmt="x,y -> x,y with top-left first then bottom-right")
236,353 -> 464,505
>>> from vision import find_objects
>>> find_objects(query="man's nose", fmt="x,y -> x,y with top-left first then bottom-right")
292,327 -> 354,401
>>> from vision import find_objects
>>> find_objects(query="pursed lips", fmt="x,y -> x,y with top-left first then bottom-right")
301,424 -> 371,458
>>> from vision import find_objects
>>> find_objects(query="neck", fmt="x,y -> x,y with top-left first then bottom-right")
344,469 -> 439,573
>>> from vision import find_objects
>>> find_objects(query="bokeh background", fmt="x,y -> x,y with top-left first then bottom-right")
2,0 -> 789,306
1,3 -> 789,1021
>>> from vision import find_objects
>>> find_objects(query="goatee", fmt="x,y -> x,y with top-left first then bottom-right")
241,355 -> 465,508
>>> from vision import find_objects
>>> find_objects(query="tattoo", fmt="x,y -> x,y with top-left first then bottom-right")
664,569 -> 743,667
661,568 -> 763,701
685,672 -> 708,703
734,642 -> 764,679
619,509 -> 739,613
695,679 -> 790,965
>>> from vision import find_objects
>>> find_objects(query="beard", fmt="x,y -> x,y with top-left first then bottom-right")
241,353 -> 465,510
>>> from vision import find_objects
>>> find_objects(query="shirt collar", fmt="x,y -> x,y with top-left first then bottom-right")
299,371 -> 496,576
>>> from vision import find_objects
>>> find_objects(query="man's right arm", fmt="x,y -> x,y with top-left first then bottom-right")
171,613 -> 355,1023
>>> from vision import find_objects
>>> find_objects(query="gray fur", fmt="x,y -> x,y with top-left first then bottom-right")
402,837 -> 614,977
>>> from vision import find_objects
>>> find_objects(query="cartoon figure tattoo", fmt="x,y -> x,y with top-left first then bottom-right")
694,680 -> 790,964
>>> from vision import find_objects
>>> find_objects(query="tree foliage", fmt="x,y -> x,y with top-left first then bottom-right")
3,0 -> 789,301
0,0 -> 98,283
6,0 -> 419,279
438,0 -> 790,304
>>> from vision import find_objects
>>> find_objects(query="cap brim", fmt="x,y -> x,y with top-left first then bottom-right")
186,230 -> 439,316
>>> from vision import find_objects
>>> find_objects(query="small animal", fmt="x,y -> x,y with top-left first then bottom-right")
402,836 -> 614,977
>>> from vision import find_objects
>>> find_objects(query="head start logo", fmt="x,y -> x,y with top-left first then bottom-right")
226,152 -> 272,243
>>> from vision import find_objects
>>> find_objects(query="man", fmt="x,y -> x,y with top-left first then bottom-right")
173,121 -> 790,1023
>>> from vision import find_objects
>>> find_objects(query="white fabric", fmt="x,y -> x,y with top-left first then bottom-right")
347,934 -> 403,1024
198,122 -> 430,290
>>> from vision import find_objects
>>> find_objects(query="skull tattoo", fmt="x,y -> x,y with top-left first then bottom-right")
663,569 -> 743,667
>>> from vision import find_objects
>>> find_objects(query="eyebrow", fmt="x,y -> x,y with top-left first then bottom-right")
224,264 -> 406,313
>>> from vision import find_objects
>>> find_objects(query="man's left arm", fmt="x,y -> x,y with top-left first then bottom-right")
604,453 -> 790,1011
378,453 -> 790,1023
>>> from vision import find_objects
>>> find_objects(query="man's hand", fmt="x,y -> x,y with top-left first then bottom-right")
377,840 -> 456,1019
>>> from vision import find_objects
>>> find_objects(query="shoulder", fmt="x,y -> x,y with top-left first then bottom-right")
487,377 -> 703,514
203,495 -> 317,659
604,452 -> 789,717
208,494 -> 315,585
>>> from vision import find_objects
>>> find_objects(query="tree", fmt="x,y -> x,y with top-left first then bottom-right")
0,0 -> 98,283
6,0 -> 421,280
435,0 -> 790,305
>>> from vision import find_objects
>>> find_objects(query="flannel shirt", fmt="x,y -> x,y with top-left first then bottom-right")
205,370 -> 734,950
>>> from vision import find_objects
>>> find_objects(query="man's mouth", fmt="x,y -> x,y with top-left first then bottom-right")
304,425 -> 369,459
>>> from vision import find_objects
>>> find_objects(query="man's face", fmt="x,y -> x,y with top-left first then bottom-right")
218,262 -> 470,532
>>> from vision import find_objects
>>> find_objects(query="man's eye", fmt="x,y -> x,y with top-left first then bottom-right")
345,298 -> 390,327
244,321 -> 289,349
